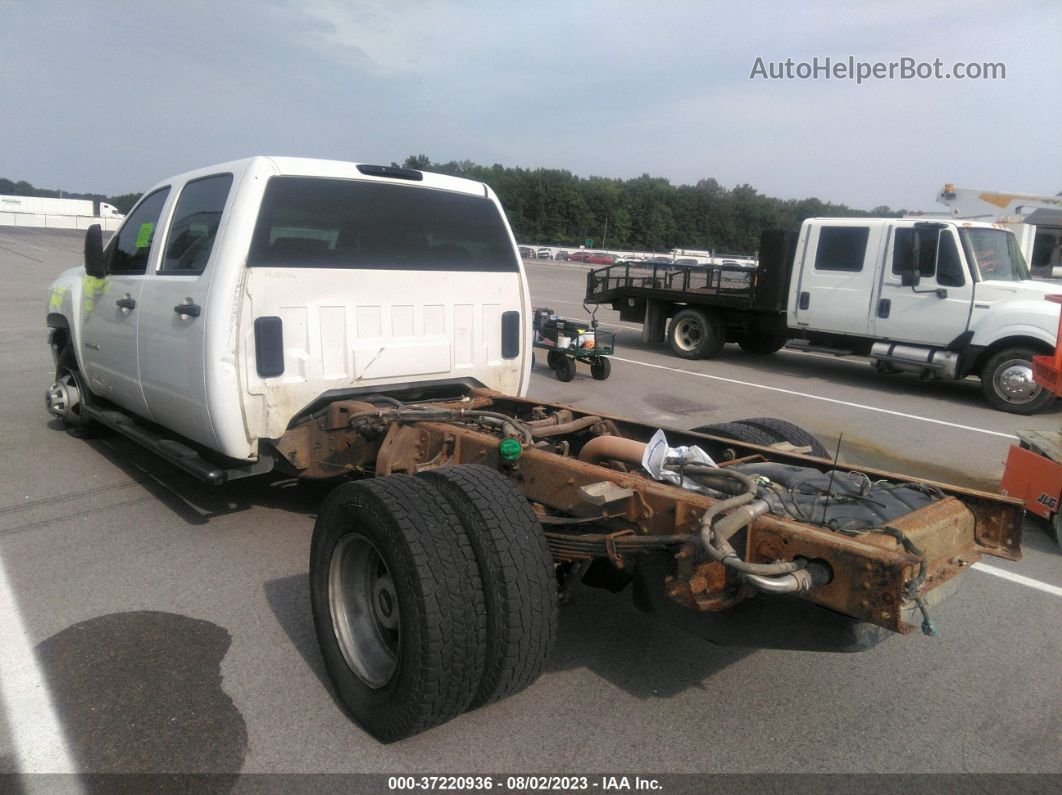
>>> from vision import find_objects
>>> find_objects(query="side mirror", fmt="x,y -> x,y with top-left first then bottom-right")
84,224 -> 106,278
900,269 -> 921,288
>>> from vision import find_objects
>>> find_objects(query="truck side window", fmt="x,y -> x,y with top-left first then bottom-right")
892,227 -> 939,280
161,174 -> 234,274
814,227 -> 868,272
936,232 -> 964,287
109,188 -> 170,275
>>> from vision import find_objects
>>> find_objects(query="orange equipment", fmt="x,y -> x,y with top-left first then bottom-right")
1000,295 -> 1062,546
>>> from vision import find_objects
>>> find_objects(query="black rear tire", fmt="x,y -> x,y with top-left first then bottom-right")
668,308 -> 725,360
554,356 -> 575,382
733,417 -> 830,458
590,357 -> 611,380
738,333 -> 787,355
419,465 -> 558,708
546,350 -> 566,369
309,476 -> 486,742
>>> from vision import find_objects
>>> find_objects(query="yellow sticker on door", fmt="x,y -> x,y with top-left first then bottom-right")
135,222 -> 155,249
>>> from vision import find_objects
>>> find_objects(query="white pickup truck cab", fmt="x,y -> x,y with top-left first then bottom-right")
46,157 -> 531,469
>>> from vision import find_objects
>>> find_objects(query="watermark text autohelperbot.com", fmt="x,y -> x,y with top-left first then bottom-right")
750,56 -> 1005,83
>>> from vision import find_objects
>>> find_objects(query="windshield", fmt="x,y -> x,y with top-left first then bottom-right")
959,228 -> 1031,282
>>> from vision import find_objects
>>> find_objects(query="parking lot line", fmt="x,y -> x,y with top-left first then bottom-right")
0,553 -> 79,775
609,355 -> 1018,440
972,562 -> 1062,597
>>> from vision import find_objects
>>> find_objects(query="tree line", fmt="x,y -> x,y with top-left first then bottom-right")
4,160 -> 901,254
400,156 -> 900,254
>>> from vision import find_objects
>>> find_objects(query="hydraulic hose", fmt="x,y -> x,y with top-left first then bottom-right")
688,466 -> 807,577
534,415 -> 604,439
347,407 -> 535,444
744,562 -> 832,594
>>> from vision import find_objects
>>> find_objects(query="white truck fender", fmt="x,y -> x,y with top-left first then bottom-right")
967,298 -> 1060,350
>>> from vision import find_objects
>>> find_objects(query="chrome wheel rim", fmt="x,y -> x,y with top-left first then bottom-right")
45,372 -> 83,424
328,533 -> 399,688
674,318 -> 703,352
993,359 -> 1041,405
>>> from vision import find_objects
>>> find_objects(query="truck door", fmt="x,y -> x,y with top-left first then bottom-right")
791,223 -> 880,335
872,224 -> 973,345
137,174 -> 233,450
79,188 -> 170,419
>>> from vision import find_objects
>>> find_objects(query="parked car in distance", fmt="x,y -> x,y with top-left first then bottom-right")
555,250 -> 570,261
569,251 -> 591,262
585,252 -> 614,265
537,248 -> 553,260
519,246 -> 536,259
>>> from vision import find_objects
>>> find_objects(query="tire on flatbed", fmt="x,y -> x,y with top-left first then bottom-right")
668,308 -> 725,360
689,421 -> 778,447
419,465 -> 558,708
309,476 -> 486,742
732,417 -> 830,458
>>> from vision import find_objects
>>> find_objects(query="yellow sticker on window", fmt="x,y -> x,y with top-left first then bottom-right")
135,222 -> 155,249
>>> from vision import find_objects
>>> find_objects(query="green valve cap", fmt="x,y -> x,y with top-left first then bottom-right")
499,438 -> 522,462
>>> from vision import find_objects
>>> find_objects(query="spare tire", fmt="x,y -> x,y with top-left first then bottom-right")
689,421 -> 778,447
733,417 -> 830,459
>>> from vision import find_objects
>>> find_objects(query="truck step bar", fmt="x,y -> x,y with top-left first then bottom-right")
784,339 -> 856,357
83,405 -> 273,485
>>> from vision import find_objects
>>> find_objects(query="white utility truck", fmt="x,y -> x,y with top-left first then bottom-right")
935,184 -> 1062,280
46,158 -> 1026,742
586,218 -> 1062,414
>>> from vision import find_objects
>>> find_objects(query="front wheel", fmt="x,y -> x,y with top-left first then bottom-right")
981,347 -> 1056,415
310,476 -> 486,742
45,350 -> 93,432
590,357 -> 611,380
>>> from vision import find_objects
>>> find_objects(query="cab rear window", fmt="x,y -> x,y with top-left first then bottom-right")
248,176 -> 519,272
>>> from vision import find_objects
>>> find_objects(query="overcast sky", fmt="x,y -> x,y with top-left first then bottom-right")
2,0 -> 1059,210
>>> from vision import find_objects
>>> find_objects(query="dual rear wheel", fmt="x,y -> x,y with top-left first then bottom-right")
310,466 -> 557,742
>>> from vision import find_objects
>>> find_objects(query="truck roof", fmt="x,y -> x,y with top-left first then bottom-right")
804,216 -> 1003,231
139,156 -> 492,200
